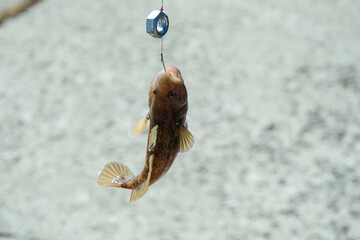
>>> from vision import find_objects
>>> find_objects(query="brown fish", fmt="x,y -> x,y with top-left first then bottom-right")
96,66 -> 194,202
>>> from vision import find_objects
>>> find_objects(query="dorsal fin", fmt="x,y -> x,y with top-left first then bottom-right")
148,125 -> 159,152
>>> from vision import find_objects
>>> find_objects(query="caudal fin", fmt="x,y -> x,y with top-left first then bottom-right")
96,162 -> 134,187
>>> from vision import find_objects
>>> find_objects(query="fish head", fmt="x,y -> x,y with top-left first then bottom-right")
153,66 -> 187,107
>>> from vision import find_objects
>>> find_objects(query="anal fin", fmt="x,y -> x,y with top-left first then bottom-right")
97,162 -> 134,187
148,125 -> 158,152
130,181 -> 148,202
130,155 -> 154,202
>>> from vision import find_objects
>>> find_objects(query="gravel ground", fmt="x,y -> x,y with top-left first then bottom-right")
1,0 -> 360,240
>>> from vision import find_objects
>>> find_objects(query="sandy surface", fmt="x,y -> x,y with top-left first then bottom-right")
0,0 -> 22,10
1,0 -> 360,239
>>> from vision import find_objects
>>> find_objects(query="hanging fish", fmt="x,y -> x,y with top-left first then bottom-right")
96,66 -> 194,202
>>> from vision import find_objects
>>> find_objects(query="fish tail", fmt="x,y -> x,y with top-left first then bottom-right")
96,162 -> 135,188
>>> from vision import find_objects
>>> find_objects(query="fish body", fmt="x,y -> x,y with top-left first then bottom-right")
97,66 -> 194,202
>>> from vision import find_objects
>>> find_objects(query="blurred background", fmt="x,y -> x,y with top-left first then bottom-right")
1,0 -> 360,239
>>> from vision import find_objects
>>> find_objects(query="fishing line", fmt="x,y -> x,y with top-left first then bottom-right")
160,0 -> 166,71
160,38 -> 166,72
146,0 -> 169,72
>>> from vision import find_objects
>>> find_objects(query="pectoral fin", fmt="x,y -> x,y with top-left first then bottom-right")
130,155 -> 154,202
148,125 -> 159,152
128,115 -> 149,136
97,162 -> 134,187
179,125 -> 194,153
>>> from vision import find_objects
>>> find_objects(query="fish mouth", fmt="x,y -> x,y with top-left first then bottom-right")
169,74 -> 182,84
159,72 -> 182,84
153,72 -> 182,93
165,66 -> 183,78
158,66 -> 183,83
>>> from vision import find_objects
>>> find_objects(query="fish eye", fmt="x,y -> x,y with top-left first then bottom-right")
168,91 -> 174,98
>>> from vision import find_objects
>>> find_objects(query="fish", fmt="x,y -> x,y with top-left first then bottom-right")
96,66 -> 194,202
